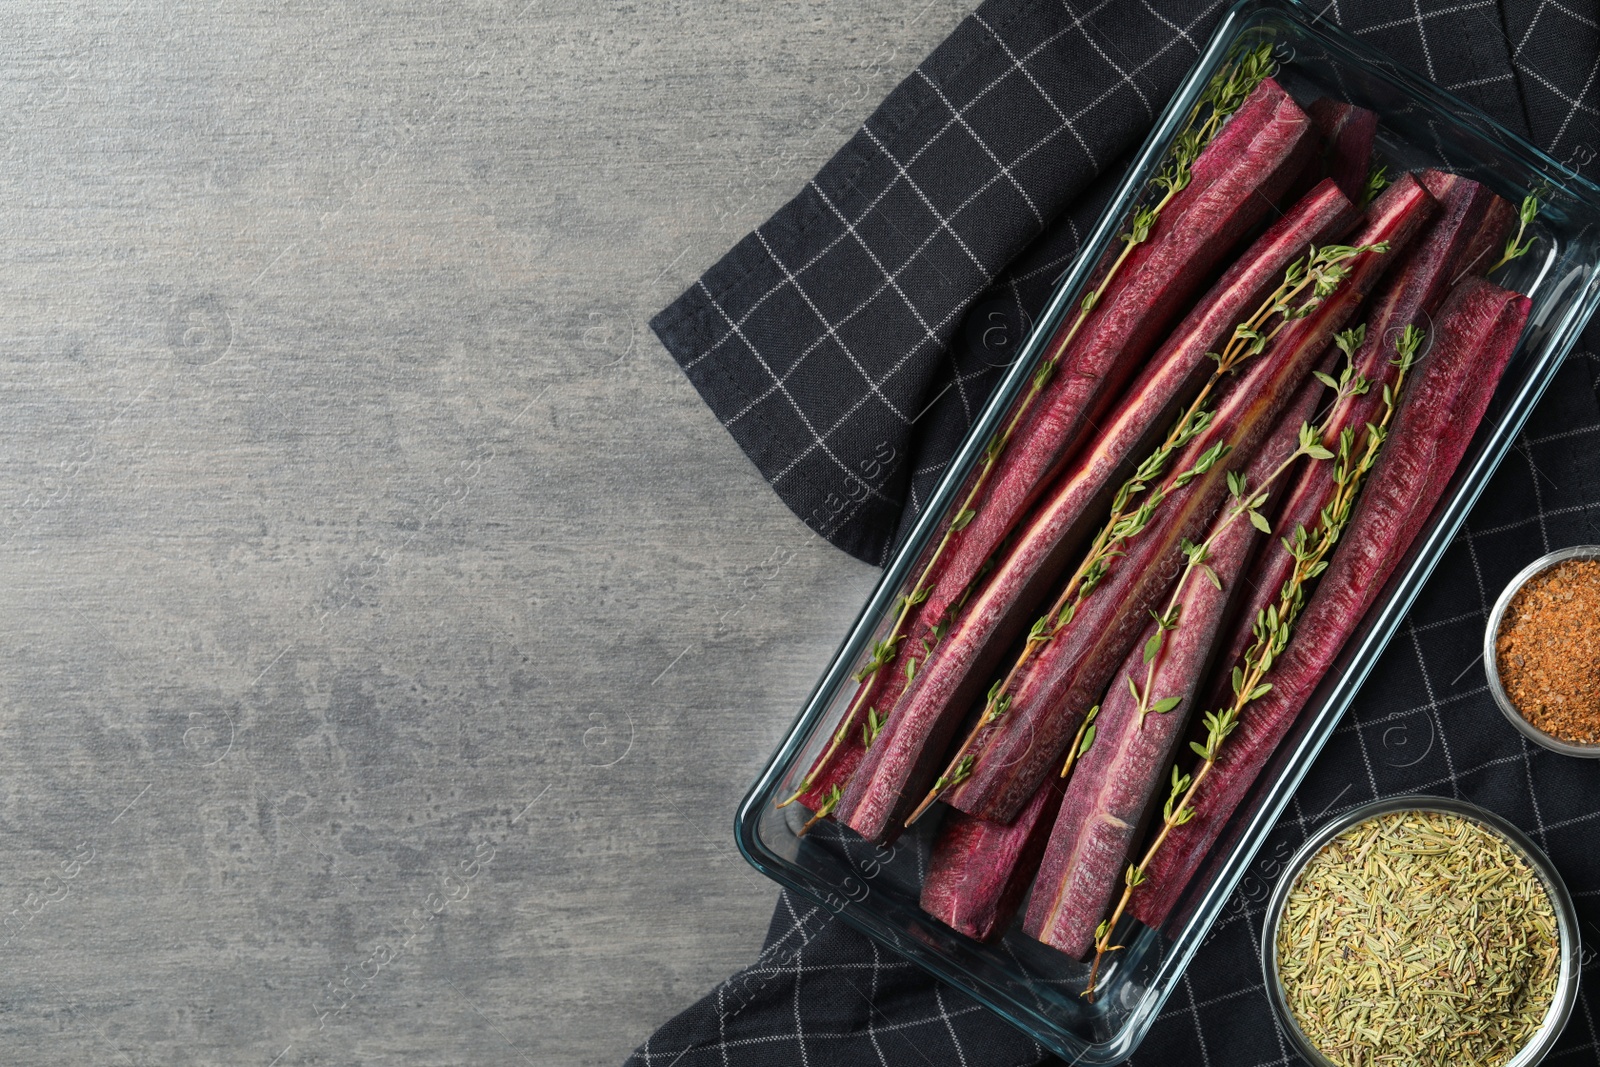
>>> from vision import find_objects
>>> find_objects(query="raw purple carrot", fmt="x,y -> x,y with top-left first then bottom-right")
921,777 -> 1065,941
1129,277 -> 1532,931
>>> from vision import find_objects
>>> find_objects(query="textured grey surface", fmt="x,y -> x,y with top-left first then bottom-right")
0,2 -> 975,1063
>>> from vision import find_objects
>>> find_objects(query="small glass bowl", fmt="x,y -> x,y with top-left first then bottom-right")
1261,796 -> 1581,1067
1484,546 -> 1600,758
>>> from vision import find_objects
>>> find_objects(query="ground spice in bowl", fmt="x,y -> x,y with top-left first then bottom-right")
1275,809 -> 1561,1067
1494,558 -> 1600,745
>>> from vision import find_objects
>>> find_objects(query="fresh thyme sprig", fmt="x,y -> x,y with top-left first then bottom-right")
1120,422 -> 1336,736
798,783 -> 843,836
1487,194 -> 1540,275
1310,324 -> 1371,402
1361,164 -> 1390,209
1058,703 -> 1102,781
928,754 -> 976,798
1082,323 -> 1425,1000
778,43 -> 1278,812
902,242 -> 1384,826
862,707 -> 886,748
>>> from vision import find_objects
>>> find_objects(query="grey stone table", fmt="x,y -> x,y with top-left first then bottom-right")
0,2 -> 976,1063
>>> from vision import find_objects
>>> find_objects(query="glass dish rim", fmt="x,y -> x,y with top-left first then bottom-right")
1483,546 -> 1600,758
1259,794 -> 1582,1067
734,0 -> 1600,1060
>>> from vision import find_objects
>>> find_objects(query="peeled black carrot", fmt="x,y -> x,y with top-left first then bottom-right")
836,182 -> 1349,846
914,79 -> 1316,639
1306,100 -> 1378,203
945,176 -> 1436,825
1204,170 -> 1498,712
920,777 -> 1065,941
1023,374 -> 1327,957
1130,276 -> 1532,930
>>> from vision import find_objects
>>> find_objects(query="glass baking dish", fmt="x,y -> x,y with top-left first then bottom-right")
734,0 -> 1600,1060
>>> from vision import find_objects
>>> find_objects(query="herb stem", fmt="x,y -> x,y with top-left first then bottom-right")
1486,194 -> 1540,276
1058,703 -> 1100,783
796,783 -> 843,837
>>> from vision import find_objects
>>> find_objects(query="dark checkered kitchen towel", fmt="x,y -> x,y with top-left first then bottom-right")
634,1 -> 1600,1064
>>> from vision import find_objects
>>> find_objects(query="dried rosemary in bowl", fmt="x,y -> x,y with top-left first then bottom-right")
1276,809 -> 1561,1067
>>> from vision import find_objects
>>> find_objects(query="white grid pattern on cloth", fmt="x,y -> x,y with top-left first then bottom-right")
759,3 -> 1227,505
797,1 -> 1231,461
635,0 -> 1600,1063
656,0 -> 1227,562
680,2 -> 1117,382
